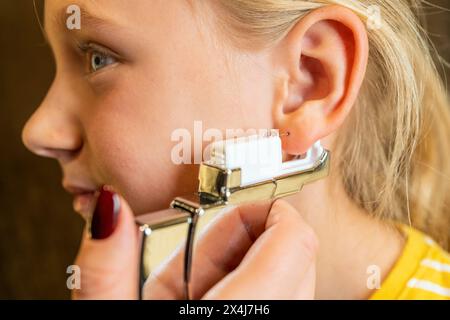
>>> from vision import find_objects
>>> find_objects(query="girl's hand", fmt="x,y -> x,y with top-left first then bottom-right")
72,189 -> 318,299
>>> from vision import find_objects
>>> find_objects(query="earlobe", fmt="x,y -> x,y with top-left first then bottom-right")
272,5 -> 369,155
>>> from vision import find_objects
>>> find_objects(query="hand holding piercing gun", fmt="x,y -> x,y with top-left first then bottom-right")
135,129 -> 330,299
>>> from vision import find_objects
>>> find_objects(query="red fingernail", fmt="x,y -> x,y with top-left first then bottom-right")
90,186 -> 120,239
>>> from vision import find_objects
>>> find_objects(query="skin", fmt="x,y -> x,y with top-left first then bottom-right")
22,0 -> 404,299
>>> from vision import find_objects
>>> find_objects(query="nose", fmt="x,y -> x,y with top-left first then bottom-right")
22,79 -> 83,162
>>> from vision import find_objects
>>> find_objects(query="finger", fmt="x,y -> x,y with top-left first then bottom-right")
73,187 -> 140,299
203,200 -> 318,299
189,201 -> 274,298
143,200 -> 273,299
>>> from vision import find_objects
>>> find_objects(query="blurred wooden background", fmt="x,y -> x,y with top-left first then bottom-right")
0,1 -> 83,299
0,1 -> 448,299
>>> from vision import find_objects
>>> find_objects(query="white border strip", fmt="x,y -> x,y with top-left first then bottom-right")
421,259 -> 450,273
407,278 -> 450,297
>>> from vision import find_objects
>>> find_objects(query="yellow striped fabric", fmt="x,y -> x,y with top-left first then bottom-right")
370,225 -> 450,300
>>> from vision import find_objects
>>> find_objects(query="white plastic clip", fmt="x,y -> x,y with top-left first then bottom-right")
207,130 -> 324,186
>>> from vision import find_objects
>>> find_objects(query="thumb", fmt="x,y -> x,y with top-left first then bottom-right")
72,186 -> 140,299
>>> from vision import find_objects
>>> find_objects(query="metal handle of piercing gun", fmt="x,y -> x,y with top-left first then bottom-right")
135,133 -> 330,299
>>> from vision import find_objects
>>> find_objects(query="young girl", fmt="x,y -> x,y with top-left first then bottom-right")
22,0 -> 450,299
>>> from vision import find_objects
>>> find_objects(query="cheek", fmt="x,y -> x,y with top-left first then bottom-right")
84,88 -> 199,215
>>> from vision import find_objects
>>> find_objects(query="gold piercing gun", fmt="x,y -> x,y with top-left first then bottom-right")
135,129 -> 330,299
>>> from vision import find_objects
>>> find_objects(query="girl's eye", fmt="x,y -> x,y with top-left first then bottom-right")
77,42 -> 120,74
88,51 -> 117,73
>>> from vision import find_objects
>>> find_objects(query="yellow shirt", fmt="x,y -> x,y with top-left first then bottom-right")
370,225 -> 450,300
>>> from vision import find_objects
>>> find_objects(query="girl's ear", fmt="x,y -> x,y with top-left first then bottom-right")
271,5 -> 369,155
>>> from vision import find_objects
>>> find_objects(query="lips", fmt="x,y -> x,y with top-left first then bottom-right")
73,192 -> 97,219
63,183 -> 99,220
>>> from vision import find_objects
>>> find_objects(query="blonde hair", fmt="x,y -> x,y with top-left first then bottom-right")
210,0 -> 450,249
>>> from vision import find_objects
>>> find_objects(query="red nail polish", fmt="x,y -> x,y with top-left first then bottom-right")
90,186 -> 120,239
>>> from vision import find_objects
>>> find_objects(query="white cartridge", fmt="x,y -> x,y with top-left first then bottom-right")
207,130 -> 325,186
208,133 -> 282,185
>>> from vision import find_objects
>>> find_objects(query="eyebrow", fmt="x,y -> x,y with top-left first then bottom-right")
51,4 -> 121,35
